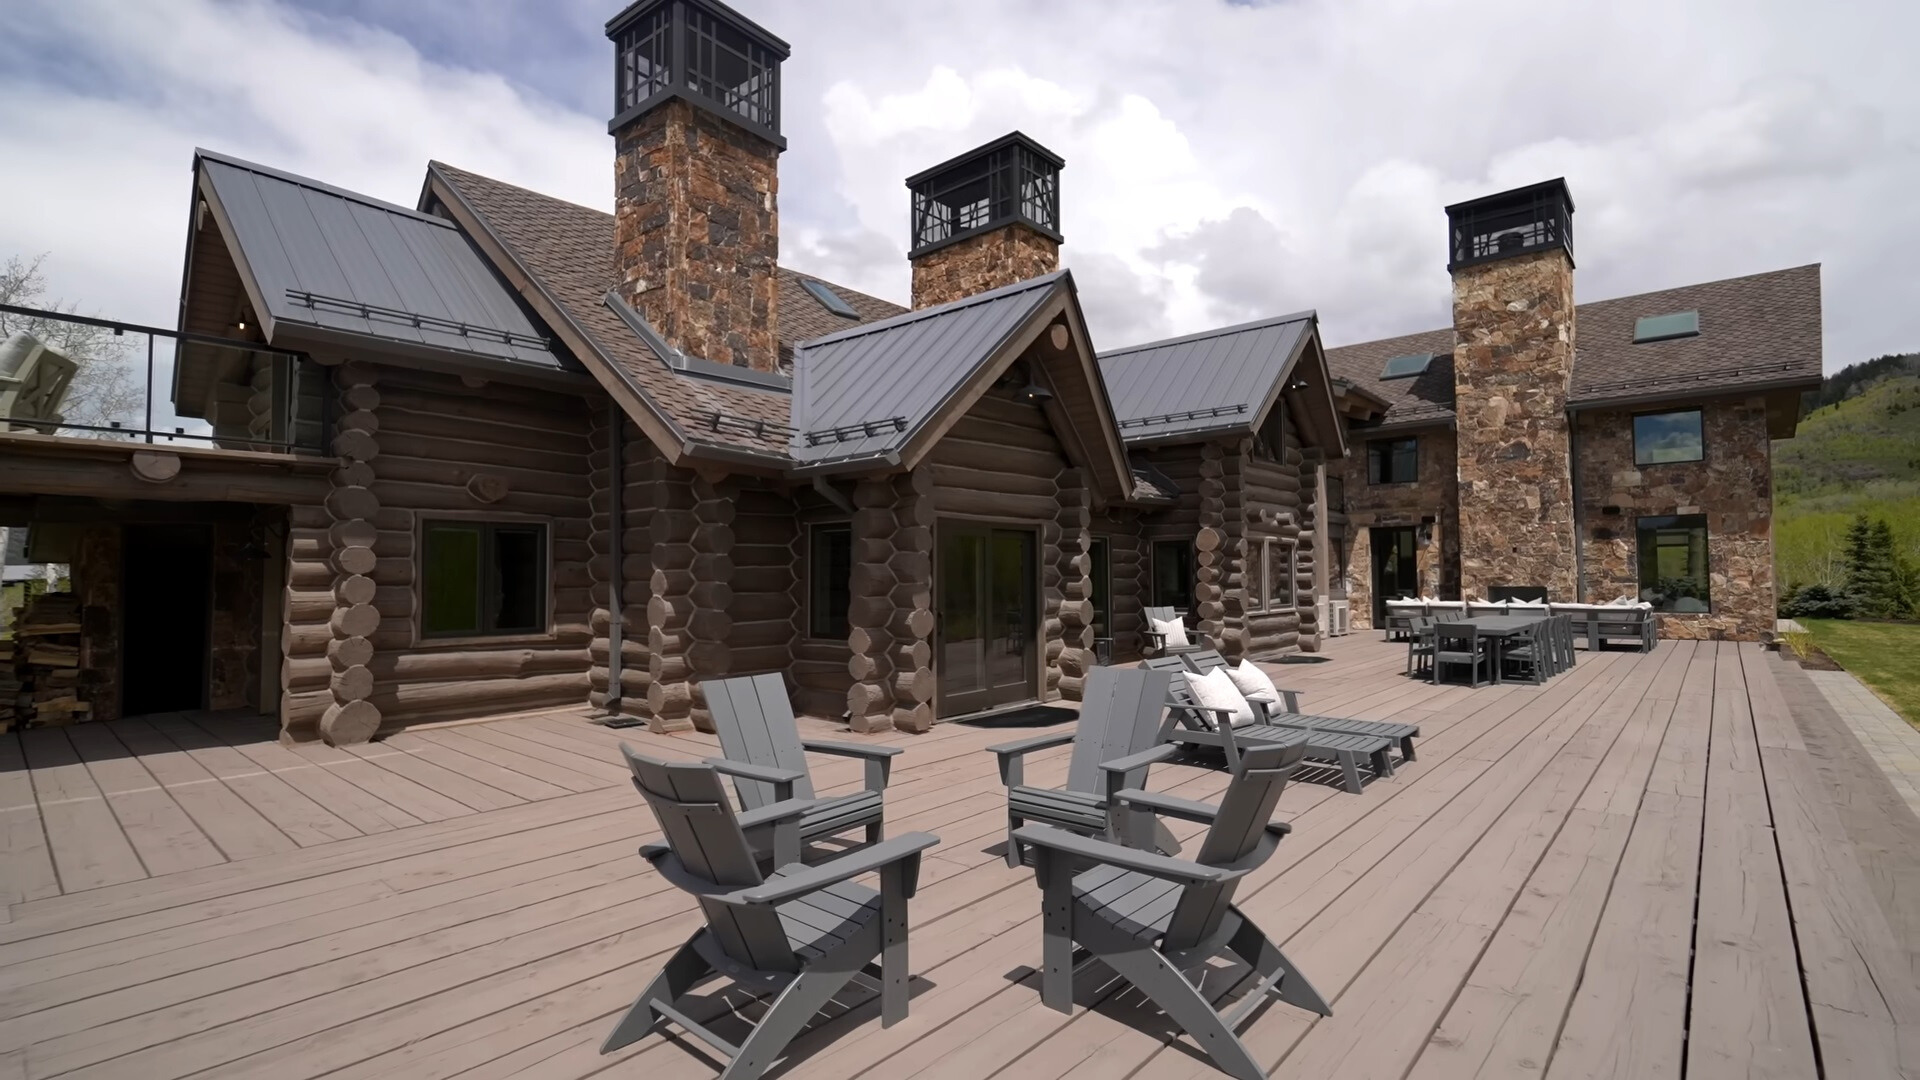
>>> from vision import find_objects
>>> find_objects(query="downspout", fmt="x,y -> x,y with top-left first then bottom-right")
1568,408 -> 1585,602
604,396 -> 625,718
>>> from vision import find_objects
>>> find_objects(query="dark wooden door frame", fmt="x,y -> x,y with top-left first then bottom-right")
933,518 -> 1041,719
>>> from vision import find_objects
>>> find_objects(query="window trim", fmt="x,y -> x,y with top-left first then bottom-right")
1366,436 -> 1419,485
414,515 -> 554,646
804,521 -> 853,642
1254,536 -> 1298,614
1631,408 -> 1705,467
1634,512 -> 1712,613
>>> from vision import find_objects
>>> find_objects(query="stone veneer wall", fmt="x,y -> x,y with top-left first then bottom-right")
1332,425 -> 1459,628
614,98 -> 780,371
74,526 -> 122,723
1451,249 -> 1578,601
208,518 -> 263,711
910,225 -> 1059,310
1575,397 -> 1776,640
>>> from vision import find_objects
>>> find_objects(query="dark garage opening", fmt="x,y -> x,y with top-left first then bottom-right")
122,524 -> 213,716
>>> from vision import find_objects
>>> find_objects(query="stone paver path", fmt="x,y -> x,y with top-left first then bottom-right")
1807,668 -> 1920,817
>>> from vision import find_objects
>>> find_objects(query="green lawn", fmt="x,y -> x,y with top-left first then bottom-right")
1801,619 -> 1920,727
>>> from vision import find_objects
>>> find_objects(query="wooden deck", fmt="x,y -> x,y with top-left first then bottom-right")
3,636 -> 1917,1079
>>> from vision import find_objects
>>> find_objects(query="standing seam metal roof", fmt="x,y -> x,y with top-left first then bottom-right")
1097,312 -> 1316,443
789,271 -> 1067,463
196,150 -> 566,370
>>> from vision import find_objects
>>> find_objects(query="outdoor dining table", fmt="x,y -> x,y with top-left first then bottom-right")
1447,614 -> 1555,686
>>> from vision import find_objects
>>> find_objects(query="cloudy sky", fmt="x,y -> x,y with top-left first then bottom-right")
2,0 -> 1913,371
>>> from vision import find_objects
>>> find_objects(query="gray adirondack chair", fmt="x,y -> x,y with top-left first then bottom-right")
705,673 -> 902,865
1013,741 -> 1329,1080
1183,650 -> 1418,766
1142,605 -> 1205,657
1146,655 -> 1393,795
603,746 -> 940,1079
990,666 -> 1181,868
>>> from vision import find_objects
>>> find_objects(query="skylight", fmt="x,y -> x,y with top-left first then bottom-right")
1381,353 -> 1434,379
801,279 -> 860,319
1633,310 -> 1700,343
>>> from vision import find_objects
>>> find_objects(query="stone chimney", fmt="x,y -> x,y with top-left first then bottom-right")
1446,179 -> 1579,601
607,0 -> 786,371
906,132 -> 1063,309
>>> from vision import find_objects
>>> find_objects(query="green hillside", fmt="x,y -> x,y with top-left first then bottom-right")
1774,358 -> 1920,591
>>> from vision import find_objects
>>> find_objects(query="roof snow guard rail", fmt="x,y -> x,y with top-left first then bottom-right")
707,410 -> 798,442
801,416 -> 908,446
286,290 -> 553,350
1575,358 -> 1805,397
1118,403 -> 1248,429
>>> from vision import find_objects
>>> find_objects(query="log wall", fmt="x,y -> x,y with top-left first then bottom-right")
1240,401 -> 1315,658
283,366 -> 597,742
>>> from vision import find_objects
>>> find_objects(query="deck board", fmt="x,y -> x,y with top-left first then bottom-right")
0,636 -> 1909,1080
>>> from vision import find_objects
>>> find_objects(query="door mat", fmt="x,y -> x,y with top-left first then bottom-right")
956,705 -> 1078,729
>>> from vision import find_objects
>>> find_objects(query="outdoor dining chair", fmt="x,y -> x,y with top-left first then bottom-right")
602,747 -> 940,1079
1431,622 -> 1492,687
1405,615 -> 1436,678
1498,619 -> 1550,685
1012,740 -> 1330,1080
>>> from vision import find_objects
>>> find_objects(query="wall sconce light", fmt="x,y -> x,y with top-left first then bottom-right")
1416,523 -> 1434,549
1017,381 -> 1053,404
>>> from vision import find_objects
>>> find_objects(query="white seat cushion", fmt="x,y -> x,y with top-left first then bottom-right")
1224,662 -> 1280,708
1187,668 -> 1257,729
1149,615 -> 1189,648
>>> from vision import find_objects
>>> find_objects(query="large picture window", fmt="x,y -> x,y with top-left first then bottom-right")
1254,538 -> 1297,612
1151,540 -> 1194,610
1633,409 -> 1704,465
1636,514 -> 1710,612
1367,437 -> 1418,484
1089,537 -> 1111,639
807,523 -> 852,639
421,521 -> 547,637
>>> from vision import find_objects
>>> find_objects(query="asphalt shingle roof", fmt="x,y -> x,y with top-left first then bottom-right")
426,162 -> 906,456
1325,264 -> 1823,425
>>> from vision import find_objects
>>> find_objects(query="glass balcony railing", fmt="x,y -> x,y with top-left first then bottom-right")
0,303 -> 328,454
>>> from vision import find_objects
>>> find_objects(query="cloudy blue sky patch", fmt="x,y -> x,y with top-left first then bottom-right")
1,0 -> 1912,370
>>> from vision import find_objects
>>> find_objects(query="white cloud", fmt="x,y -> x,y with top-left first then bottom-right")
1,0 -> 1915,372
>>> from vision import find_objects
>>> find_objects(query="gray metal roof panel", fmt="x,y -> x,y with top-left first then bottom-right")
789,271 -> 1065,463
1097,311 -> 1314,443
197,152 -> 565,370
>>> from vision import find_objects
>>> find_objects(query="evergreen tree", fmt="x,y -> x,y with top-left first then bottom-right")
1874,517 -> 1920,618
1843,514 -> 1884,614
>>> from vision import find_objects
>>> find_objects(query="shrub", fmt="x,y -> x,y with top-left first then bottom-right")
1781,583 -> 1859,620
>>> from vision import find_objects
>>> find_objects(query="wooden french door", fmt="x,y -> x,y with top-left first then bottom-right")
936,523 -> 1039,717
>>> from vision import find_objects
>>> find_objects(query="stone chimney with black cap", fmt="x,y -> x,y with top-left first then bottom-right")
607,0 -> 785,371
1446,178 -> 1579,601
906,131 -> 1064,309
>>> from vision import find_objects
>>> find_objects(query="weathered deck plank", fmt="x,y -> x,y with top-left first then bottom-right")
0,637 -> 1904,1080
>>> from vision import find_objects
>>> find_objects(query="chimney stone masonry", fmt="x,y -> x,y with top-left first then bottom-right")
1446,179 -> 1580,601
607,0 -> 787,371
907,132 -> 1064,309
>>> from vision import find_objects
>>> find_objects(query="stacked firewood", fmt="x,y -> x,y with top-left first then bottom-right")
12,593 -> 86,728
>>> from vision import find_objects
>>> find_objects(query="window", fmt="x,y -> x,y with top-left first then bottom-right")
1636,514 -> 1710,612
1380,353 -> 1434,380
1255,538 -> 1297,612
800,279 -> 860,319
421,521 -> 547,637
1367,437 -> 1418,484
1151,540 -> 1193,609
1633,409 -> 1704,465
1089,538 -> 1111,639
1633,310 -> 1700,343
808,524 -> 852,638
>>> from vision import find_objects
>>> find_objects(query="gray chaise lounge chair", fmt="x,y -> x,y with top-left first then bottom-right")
991,666 -> 1181,867
1183,650 -> 1419,765
1013,741 -> 1330,1080
1145,655 -> 1394,794
705,673 -> 903,865
603,747 -> 940,1079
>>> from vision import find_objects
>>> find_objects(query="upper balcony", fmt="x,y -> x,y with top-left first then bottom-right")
0,303 -> 333,505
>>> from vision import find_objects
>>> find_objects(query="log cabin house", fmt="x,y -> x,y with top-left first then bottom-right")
0,0 -> 1818,744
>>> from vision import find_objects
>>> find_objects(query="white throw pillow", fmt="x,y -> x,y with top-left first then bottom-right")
1187,668 -> 1257,729
1149,615 -> 1189,648
1225,662 -> 1281,708
1606,595 -> 1635,607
